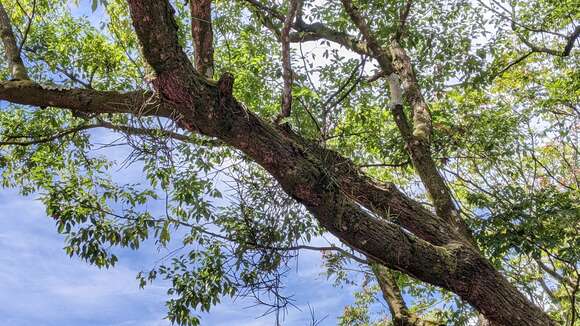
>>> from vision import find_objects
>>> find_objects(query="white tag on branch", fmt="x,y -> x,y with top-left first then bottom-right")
387,73 -> 403,107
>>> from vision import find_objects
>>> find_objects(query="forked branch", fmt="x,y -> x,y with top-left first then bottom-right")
0,3 -> 29,80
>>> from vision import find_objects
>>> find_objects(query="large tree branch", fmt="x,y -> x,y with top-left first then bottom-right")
0,79 -> 452,247
0,1 -> 556,324
1,82 -> 466,297
340,0 -> 474,243
121,3 -> 556,324
251,0 -> 467,247
0,3 -> 29,80
0,80 -> 172,117
124,1 -> 459,281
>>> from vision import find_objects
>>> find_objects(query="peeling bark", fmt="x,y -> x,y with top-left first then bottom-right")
389,40 -> 431,142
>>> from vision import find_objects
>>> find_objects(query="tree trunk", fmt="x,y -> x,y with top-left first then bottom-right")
124,3 -> 558,323
0,1 -> 558,325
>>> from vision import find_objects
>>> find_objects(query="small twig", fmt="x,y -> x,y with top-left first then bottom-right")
493,51 -> 534,79
394,0 -> 413,40
0,124 -> 99,146
358,161 -> 411,168
0,2 -> 29,80
17,0 -> 36,54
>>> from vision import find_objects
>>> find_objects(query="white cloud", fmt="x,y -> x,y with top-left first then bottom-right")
0,190 -> 168,326
0,189 -> 359,326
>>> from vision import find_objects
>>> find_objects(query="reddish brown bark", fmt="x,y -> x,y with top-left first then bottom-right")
124,3 -> 557,324
0,1 -> 557,325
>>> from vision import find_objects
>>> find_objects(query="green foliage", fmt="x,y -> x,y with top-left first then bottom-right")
0,0 -> 578,324
338,285 -> 384,326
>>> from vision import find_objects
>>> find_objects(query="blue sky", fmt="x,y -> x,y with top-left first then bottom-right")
0,186 -> 364,326
0,127 -> 368,325
0,125 -> 368,325
0,2 -> 388,325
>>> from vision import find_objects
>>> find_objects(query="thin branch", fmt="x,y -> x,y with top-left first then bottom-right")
296,96 -> 323,136
394,0 -> 413,40
494,51 -> 535,79
515,25 -> 580,57
0,124 -> 99,146
0,120 -> 213,148
129,211 -> 370,265
244,0 -> 285,21
17,0 -> 36,54
535,258 -> 575,288
358,161 -> 411,168
476,0 -> 566,38
97,120 -> 197,144
476,0 -> 579,57
54,65 -> 92,88
0,2 -> 29,80
321,57 -> 365,113
276,0 -> 299,123
242,0 -> 372,56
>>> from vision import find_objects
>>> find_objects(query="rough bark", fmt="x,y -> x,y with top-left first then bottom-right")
0,80 -> 171,117
190,0 -> 214,78
123,2 -> 557,324
340,0 -> 474,244
0,1 -> 558,325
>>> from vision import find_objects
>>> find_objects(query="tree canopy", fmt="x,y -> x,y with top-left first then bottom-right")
0,0 -> 578,325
